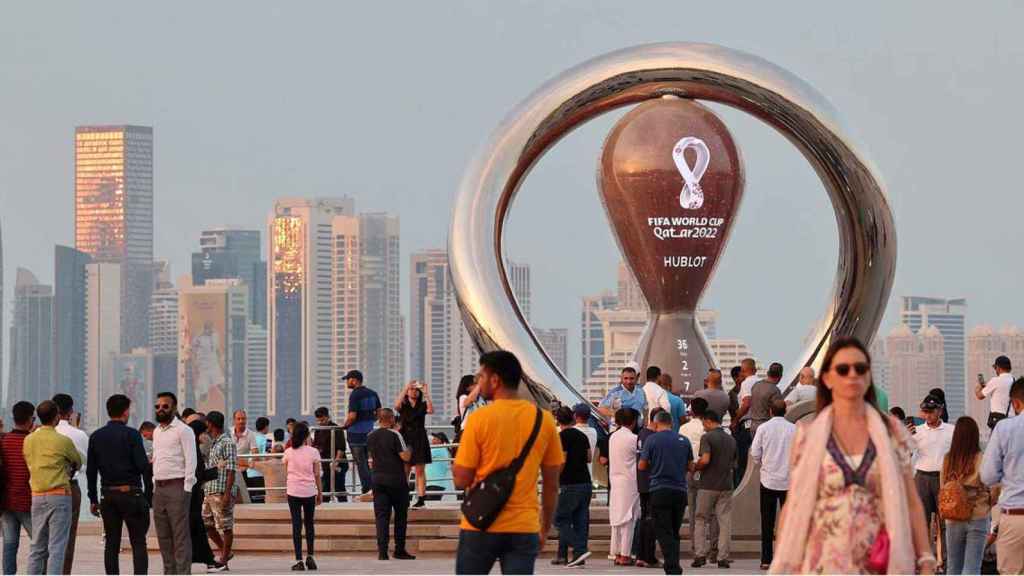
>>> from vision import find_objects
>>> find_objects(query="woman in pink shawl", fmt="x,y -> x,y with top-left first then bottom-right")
608,408 -> 641,566
771,337 -> 935,574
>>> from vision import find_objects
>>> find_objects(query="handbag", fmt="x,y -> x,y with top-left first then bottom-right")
865,527 -> 890,574
987,395 -> 1012,429
460,407 -> 542,531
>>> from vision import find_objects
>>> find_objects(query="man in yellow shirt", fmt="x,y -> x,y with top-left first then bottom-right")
22,400 -> 82,574
453,350 -> 564,575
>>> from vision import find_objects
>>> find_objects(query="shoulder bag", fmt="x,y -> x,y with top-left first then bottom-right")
461,407 -> 542,531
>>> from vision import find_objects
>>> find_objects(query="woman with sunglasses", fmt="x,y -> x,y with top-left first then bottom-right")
770,336 -> 935,574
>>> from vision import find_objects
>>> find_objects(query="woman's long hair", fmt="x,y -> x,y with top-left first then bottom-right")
816,336 -> 885,417
943,416 -> 981,481
455,374 -> 475,402
291,422 -> 311,448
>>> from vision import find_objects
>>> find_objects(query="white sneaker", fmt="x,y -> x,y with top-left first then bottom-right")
567,551 -> 592,567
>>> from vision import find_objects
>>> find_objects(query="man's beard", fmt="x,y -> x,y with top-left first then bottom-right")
156,411 -> 173,424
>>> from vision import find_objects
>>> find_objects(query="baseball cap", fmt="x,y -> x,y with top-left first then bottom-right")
994,355 -> 1012,371
572,403 -> 591,418
920,394 -> 944,411
342,369 -> 364,382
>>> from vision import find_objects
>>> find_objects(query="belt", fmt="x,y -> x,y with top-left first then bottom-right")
155,478 -> 184,487
103,485 -> 140,494
915,470 -> 940,477
32,487 -> 71,497
1004,508 -> 1024,516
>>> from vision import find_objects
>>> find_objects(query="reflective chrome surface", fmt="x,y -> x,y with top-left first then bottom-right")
449,42 -> 896,412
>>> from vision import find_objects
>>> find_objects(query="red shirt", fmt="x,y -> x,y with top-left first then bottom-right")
1,430 -> 32,512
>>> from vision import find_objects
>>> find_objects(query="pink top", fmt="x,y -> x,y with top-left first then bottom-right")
282,445 -> 320,498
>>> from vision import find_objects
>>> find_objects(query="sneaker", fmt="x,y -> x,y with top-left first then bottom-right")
717,560 -> 732,569
607,554 -> 616,561
760,563 -> 771,570
393,551 -> 416,560
551,557 -> 568,566
378,551 -> 389,561
691,557 -> 706,568
412,497 -> 426,508
208,562 -> 229,572
567,551 -> 591,567
291,561 -> 306,571
305,556 -> 318,571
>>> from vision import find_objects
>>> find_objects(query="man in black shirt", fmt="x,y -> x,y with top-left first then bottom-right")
87,394 -> 152,575
366,408 -> 414,561
313,406 -> 348,502
552,407 -> 592,567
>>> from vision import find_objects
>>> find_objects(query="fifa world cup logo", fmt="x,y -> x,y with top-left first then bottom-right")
672,136 -> 710,210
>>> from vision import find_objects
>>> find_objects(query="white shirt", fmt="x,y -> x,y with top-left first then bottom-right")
912,421 -> 955,473
679,418 -> 705,462
642,381 -> 671,420
982,373 -> 1015,414
153,417 -> 198,492
750,416 -> 797,491
787,384 -> 817,405
56,420 -> 89,482
738,375 -> 759,424
575,423 -> 599,480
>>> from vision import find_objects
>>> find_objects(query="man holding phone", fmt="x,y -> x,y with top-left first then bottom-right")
975,355 -> 1015,429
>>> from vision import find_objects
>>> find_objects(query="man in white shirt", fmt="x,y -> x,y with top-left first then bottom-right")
642,366 -> 672,420
152,391 -> 198,575
913,393 -> 955,569
749,399 -> 796,570
232,409 -> 257,504
732,358 -> 759,487
53,394 -> 88,575
787,367 -> 818,406
975,355 -> 1015,430
572,404 -> 599,485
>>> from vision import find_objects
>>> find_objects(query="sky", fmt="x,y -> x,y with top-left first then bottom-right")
2,1 -> 1023,388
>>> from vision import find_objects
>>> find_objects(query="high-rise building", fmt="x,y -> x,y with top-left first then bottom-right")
581,308 -> 648,401
246,324 -> 268,418
708,338 -> 761,384
886,323 -> 945,415
410,249 -> 478,423
84,262 -> 122,429
581,291 -> 619,386
870,337 -> 890,394
966,325 -> 1024,435
8,269 -> 54,407
901,296 -> 966,417
178,280 -> 248,415
268,198 -> 354,422
535,328 -> 569,374
111,348 -> 154,428
507,261 -> 531,320
331,215 -> 361,418
192,228 -> 266,328
617,261 -> 647,311
149,265 -> 178,395
53,246 -> 92,411
359,213 -> 404,402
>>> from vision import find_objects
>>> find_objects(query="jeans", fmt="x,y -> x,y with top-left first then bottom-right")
63,483 -> 80,575
455,531 -> 539,575
759,486 -> 787,565
287,496 -> 315,561
373,483 -> 410,554
733,425 -> 752,488
554,483 -> 591,559
349,444 -> 373,493
650,489 -> 686,575
945,517 -> 988,575
28,494 -> 73,575
2,510 -> 32,575
100,490 -> 150,575
633,492 -> 655,563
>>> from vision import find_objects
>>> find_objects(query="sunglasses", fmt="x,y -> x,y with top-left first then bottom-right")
154,404 -> 172,410
833,362 -> 870,377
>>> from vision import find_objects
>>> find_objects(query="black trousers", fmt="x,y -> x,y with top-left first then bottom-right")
650,489 -> 686,575
734,425 -> 752,488
759,486 -> 787,565
287,496 -> 316,561
189,484 -> 215,566
100,490 -> 150,575
373,483 -> 410,554
915,471 -> 947,567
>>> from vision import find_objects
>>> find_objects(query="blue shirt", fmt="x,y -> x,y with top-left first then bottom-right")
347,386 -> 382,445
981,413 -> 1024,508
600,384 -> 647,419
667,394 -> 686,434
640,429 -> 693,492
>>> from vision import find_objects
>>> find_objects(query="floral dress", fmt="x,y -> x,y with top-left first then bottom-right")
798,423 -> 914,574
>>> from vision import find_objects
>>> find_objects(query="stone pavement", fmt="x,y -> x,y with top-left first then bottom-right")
13,519 -> 764,574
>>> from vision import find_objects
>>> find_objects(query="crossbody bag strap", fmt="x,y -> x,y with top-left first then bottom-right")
509,407 -> 543,475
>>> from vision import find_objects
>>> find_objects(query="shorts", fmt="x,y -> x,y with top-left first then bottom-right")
202,493 -> 235,532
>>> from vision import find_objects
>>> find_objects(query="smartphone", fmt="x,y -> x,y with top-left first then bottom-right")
977,373 -> 986,385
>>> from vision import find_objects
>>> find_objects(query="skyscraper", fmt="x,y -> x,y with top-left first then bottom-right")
581,291 -> 619,385
331,215 -> 361,418
192,228 -> 266,328
84,262 -> 122,429
178,280 -> 248,415
507,261 -> 531,320
535,328 -> 569,374
8,269 -> 54,407
149,269 -> 179,394
617,261 -> 647,312
886,323 -> 945,415
53,246 -> 92,411
901,297 -> 967,417
360,213 -> 404,401
268,198 -> 354,422
246,324 -> 268,418
74,125 -> 154,353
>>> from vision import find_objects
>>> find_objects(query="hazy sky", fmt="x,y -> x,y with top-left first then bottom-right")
3,1 -> 1023,387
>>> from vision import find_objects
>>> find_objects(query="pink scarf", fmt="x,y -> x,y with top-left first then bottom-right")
770,405 -> 914,574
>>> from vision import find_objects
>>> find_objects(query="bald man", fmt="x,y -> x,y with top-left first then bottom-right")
787,367 -> 817,406
694,370 -> 730,420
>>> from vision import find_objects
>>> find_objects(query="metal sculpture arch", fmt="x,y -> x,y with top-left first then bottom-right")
449,42 -> 896,412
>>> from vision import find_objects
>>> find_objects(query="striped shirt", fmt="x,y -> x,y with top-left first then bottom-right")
1,430 -> 32,512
